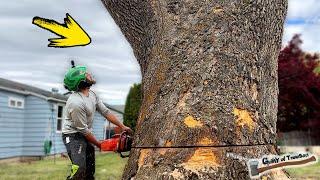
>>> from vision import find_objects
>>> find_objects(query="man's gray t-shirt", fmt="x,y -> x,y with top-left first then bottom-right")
62,90 -> 110,135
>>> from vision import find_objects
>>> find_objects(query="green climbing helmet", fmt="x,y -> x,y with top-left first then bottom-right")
64,65 -> 87,91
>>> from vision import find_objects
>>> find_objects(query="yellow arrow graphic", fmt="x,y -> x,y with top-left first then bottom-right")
32,13 -> 91,48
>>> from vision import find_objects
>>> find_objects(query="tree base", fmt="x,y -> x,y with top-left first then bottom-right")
122,145 -> 289,180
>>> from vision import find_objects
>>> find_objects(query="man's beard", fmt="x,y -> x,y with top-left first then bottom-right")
87,78 -> 96,85
78,79 -> 96,90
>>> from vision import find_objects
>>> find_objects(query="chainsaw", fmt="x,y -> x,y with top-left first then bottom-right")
101,131 -> 133,158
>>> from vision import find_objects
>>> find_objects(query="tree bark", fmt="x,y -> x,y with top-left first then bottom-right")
101,0 -> 288,179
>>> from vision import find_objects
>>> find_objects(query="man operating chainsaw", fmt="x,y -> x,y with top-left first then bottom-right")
62,61 -> 132,180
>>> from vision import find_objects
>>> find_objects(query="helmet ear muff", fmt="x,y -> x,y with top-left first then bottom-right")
64,85 -> 70,91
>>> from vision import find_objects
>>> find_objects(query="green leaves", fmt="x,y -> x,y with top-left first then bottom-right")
123,83 -> 142,131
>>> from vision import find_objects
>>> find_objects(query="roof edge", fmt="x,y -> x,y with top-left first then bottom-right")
0,86 -> 66,103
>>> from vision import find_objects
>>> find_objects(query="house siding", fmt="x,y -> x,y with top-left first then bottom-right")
110,111 -> 123,127
0,91 -> 25,159
93,113 -> 106,140
22,96 -> 60,156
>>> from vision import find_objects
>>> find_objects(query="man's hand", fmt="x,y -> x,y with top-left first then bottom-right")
121,125 -> 133,134
97,141 -> 102,149
85,132 -> 102,149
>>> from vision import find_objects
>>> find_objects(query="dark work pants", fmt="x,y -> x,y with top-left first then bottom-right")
62,133 -> 95,180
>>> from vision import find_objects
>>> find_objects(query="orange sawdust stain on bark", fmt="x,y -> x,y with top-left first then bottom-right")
233,108 -> 255,132
184,116 -> 203,128
182,148 -> 220,172
199,137 -> 213,145
169,169 -> 184,179
268,169 -> 290,179
213,7 -> 223,13
138,149 -> 151,168
158,148 -> 167,155
165,140 -> 172,147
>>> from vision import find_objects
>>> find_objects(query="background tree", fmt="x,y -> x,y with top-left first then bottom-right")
278,35 -> 320,132
124,83 -> 142,131
101,0 -> 288,179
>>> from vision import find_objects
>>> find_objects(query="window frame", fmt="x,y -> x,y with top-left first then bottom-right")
8,97 -> 25,109
56,104 -> 65,133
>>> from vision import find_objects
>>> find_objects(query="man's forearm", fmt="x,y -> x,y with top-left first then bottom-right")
105,113 -> 125,128
84,132 -> 101,148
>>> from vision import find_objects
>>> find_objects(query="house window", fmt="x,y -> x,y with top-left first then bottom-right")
8,97 -> 24,109
56,105 -> 64,133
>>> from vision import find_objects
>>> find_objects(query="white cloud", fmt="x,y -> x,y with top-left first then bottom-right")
283,24 -> 304,45
283,23 -> 320,52
287,0 -> 320,19
4,71 -> 35,77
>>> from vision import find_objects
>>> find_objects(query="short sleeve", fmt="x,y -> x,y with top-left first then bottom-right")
69,103 -> 90,135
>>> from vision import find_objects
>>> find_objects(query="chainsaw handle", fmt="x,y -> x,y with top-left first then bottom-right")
117,131 -> 131,158
117,131 -> 125,151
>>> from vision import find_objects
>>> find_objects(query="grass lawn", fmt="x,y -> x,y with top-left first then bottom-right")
0,153 -> 127,180
0,153 -> 318,180
285,161 -> 320,179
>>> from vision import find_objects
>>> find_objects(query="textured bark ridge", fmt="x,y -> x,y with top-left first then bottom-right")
101,0 -> 288,179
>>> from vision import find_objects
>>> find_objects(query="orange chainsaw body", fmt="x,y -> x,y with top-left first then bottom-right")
101,135 -> 120,151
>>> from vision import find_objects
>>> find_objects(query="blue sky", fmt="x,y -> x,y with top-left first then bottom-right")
0,0 -> 319,105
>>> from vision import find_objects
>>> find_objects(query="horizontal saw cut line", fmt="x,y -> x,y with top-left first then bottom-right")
131,143 -> 274,149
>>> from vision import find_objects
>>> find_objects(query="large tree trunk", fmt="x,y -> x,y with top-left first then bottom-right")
101,0 -> 288,179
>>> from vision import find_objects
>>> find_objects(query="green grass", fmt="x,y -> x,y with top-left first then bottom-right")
286,161 -> 320,179
0,153 -> 127,180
